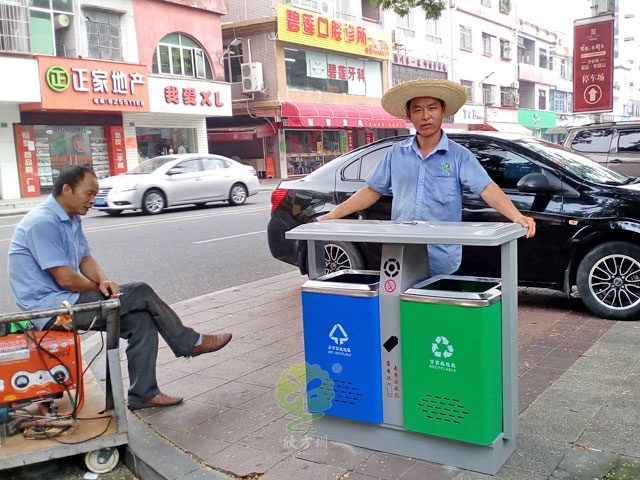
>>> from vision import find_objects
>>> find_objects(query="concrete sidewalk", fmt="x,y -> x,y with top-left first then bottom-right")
82,271 -> 640,480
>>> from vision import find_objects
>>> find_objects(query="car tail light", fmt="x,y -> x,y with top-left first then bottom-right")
271,188 -> 287,214
249,168 -> 257,176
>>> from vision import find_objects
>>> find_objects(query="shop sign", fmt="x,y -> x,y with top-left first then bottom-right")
453,105 -> 484,124
277,4 -> 392,60
392,54 -> 447,73
148,77 -> 231,116
518,108 -> 556,128
365,131 -> 374,144
24,56 -> 150,113
485,107 -> 518,123
14,125 -> 40,198
105,126 -> 127,175
573,15 -> 614,114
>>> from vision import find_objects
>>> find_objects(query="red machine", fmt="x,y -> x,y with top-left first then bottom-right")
0,331 -> 81,406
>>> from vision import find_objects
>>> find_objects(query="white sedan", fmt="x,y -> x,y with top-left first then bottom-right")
94,154 -> 261,215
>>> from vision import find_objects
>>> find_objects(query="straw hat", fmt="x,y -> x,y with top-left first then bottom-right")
381,78 -> 467,119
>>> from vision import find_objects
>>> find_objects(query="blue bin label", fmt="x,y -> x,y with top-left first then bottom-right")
328,323 -> 352,357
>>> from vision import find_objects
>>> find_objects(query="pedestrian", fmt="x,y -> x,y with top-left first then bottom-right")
321,78 -> 536,276
178,143 -> 187,154
7,166 -> 232,410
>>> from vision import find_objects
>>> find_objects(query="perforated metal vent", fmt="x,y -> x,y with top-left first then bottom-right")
316,379 -> 363,405
418,394 -> 469,424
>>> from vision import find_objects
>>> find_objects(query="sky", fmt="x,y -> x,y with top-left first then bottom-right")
516,0 -> 593,42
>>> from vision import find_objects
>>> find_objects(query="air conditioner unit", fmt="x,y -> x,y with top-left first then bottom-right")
241,62 -> 264,93
511,81 -> 519,88
592,0 -> 614,14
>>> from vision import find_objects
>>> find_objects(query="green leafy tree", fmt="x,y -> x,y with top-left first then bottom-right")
370,0 -> 446,19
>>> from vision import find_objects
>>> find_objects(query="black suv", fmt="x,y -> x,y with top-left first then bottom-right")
564,122 -> 640,177
268,132 -> 640,321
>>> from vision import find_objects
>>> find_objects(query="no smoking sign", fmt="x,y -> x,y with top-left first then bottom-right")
384,279 -> 396,293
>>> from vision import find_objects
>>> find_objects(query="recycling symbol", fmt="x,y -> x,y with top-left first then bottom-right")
432,336 -> 454,358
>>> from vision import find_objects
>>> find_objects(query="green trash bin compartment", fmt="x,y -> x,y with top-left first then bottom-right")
400,277 -> 502,446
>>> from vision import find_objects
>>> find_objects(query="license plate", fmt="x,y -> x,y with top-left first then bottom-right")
94,198 -> 106,206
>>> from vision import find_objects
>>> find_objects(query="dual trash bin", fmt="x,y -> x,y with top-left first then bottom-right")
300,270 -> 502,445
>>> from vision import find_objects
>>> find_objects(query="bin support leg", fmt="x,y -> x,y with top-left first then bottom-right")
307,240 -> 325,279
500,240 -> 518,440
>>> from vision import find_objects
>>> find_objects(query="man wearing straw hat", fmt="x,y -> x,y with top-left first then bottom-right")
322,78 -> 536,277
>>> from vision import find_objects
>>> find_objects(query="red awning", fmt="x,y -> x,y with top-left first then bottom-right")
281,102 -> 407,129
207,123 -> 276,142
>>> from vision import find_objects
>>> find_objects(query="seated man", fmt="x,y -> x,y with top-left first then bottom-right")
8,166 -> 231,410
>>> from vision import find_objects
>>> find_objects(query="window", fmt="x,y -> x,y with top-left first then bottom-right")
425,18 -> 441,43
223,41 -> 243,83
174,159 -> 201,173
28,0 -> 74,56
284,0 -> 319,10
482,32 -> 492,55
500,39 -> 512,59
538,89 -> 546,110
335,0 -> 355,21
85,9 -> 121,61
396,12 -> 414,37
470,141 -> 542,189
617,130 -> 640,152
550,90 -> 568,112
152,33 -> 212,79
500,86 -> 518,108
461,80 -> 473,103
0,0 -> 30,53
342,147 -> 389,181
460,25 -> 472,50
560,58 -> 570,80
482,84 -> 493,105
391,63 -> 447,85
570,129 -> 613,153
361,0 -> 380,21
539,48 -> 548,68
202,157 -> 230,170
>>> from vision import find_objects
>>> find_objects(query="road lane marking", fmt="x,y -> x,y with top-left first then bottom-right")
193,230 -> 266,244
0,206 -> 270,241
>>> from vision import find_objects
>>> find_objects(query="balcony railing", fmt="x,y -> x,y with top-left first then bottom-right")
0,0 -> 30,54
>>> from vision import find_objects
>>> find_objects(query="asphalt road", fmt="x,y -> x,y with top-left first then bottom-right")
0,190 -> 297,314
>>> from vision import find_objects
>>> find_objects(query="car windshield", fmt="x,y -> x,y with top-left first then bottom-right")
515,138 -> 631,185
127,157 -> 175,174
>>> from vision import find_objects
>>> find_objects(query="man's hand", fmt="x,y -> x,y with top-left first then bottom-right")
99,280 -> 120,298
513,215 -> 536,238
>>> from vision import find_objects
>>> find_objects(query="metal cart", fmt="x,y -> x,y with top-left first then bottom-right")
286,219 -> 526,475
0,299 -> 128,474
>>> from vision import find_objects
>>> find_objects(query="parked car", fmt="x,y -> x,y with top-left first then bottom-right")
268,132 -> 640,320
94,154 -> 260,215
563,121 -> 640,177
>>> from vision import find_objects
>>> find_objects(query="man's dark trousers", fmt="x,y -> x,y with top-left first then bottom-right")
72,282 -> 199,403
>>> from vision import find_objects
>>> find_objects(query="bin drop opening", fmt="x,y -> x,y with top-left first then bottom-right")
419,279 -> 499,293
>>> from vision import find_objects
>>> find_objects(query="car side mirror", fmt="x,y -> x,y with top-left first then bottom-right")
517,172 -> 561,193
166,167 -> 183,176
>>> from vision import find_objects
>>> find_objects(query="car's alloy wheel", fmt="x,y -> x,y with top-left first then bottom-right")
577,241 -> 640,320
323,241 -> 364,273
229,184 -> 247,206
142,189 -> 165,215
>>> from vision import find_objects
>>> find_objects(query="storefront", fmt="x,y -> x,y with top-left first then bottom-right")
17,56 -> 150,197
518,108 -> 556,138
122,76 -> 231,168
468,106 -> 532,135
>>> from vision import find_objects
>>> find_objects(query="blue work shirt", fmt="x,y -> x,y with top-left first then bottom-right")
366,132 -> 492,276
8,194 -> 91,329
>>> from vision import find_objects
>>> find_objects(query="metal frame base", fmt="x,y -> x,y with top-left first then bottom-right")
312,415 -> 516,475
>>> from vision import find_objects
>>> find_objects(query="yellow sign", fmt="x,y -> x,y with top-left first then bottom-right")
277,4 -> 391,60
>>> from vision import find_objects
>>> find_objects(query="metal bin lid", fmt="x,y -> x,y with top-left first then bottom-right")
400,275 -> 501,308
302,270 -> 380,298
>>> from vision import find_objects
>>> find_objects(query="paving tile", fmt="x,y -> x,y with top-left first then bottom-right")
550,446 -> 640,479
192,380 -> 270,407
295,438 -> 375,470
159,426 -> 231,461
236,417 -> 305,455
454,467 -> 548,479
237,364 -> 297,388
355,451 -> 416,479
398,460 -> 460,480
206,443 -> 285,477
241,343 -> 300,364
578,418 -> 640,458
519,407 -> 591,443
518,345 -> 553,366
236,388 -> 287,418
529,386 -> 607,418
550,369 -> 620,395
161,352 -> 229,374
160,373 -> 229,400
595,389 -> 640,424
503,434 -> 571,476
143,399 -> 229,432
190,407 -> 276,443
198,358 -> 268,381
260,457 -> 346,480
156,366 -> 188,386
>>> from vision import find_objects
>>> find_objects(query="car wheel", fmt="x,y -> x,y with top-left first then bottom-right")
324,241 -> 365,273
142,189 -> 166,215
104,209 -> 121,216
229,183 -> 248,206
576,241 -> 640,320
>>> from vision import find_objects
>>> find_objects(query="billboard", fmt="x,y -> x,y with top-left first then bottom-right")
573,15 -> 614,114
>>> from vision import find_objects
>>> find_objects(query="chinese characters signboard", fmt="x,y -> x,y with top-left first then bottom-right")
573,15 -> 614,114
392,54 -> 448,75
22,56 -> 150,113
105,126 -> 127,175
14,125 -> 40,198
148,77 -> 231,116
277,4 -> 392,60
